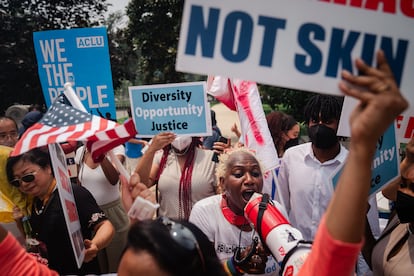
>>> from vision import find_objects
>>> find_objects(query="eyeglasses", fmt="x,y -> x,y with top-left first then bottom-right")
158,216 -> 206,272
10,169 -> 41,187
0,132 -> 19,140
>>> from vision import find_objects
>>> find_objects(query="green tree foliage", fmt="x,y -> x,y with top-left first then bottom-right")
106,11 -> 138,91
259,85 -> 317,123
126,0 -> 190,85
0,0 -> 108,114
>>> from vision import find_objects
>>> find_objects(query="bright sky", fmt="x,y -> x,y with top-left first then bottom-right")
106,0 -> 129,15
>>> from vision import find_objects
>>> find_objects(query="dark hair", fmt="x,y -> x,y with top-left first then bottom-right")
6,147 -> 52,183
0,116 -> 18,130
266,111 -> 298,157
125,219 -> 226,276
303,94 -> 342,124
283,114 -> 298,133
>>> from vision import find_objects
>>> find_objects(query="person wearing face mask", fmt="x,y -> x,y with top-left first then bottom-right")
265,111 -> 300,158
362,136 -> 414,275
276,95 -> 380,275
275,94 -> 349,241
134,132 -> 218,220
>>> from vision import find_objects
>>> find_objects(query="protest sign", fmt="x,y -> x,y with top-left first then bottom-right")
33,27 -> 116,120
333,123 -> 400,196
48,143 -> 85,268
129,82 -> 211,137
177,0 -> 414,142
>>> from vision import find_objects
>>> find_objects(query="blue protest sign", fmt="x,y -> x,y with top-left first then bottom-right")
129,82 -> 211,137
33,27 -> 116,120
332,123 -> 400,195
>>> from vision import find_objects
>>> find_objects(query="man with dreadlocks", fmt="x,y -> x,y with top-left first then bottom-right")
134,132 -> 218,220
275,94 -> 349,242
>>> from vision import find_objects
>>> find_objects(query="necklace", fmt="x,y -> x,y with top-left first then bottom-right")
172,146 -> 190,156
34,179 -> 56,215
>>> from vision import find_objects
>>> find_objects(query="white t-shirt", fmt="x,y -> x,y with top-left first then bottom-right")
189,194 -> 282,276
75,145 -> 125,205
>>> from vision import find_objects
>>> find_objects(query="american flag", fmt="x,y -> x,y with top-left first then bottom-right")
12,94 -> 137,161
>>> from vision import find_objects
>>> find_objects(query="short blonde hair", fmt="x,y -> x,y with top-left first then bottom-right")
215,147 -> 264,184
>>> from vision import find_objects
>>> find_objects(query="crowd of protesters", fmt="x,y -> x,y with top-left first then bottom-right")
0,50 -> 412,276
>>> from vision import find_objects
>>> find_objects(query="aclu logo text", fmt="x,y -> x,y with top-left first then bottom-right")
76,36 -> 104,48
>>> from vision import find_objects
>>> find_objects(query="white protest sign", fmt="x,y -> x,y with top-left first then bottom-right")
177,0 -> 414,142
129,82 -> 211,137
48,143 -> 85,268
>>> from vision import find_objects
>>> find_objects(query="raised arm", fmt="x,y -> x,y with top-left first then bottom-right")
327,50 -> 408,243
134,132 -> 175,187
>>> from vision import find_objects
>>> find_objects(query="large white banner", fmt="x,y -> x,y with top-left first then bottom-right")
177,0 -> 414,142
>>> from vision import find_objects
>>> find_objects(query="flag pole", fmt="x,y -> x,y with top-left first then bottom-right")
63,83 -> 130,182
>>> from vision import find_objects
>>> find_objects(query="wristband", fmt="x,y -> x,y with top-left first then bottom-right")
223,258 -> 244,276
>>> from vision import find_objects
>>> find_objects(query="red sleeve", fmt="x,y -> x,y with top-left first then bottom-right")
0,233 -> 58,276
298,216 -> 363,276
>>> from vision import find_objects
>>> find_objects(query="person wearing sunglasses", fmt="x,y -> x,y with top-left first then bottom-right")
5,147 -> 115,275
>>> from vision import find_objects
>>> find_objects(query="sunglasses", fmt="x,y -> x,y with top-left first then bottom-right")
10,169 -> 41,187
158,216 -> 206,272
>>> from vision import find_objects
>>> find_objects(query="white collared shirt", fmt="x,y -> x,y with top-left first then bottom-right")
276,142 -> 348,241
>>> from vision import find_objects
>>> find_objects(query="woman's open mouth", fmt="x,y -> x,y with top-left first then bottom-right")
242,190 -> 255,202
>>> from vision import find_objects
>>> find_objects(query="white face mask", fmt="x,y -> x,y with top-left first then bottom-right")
171,136 -> 192,151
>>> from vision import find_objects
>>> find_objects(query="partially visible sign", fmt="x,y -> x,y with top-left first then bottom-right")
48,143 -> 85,268
177,0 -> 414,143
33,27 -> 116,120
332,123 -> 400,196
129,82 -> 211,137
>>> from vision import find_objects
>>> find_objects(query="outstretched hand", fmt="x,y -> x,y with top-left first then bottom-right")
339,50 -> 408,147
120,172 -> 156,214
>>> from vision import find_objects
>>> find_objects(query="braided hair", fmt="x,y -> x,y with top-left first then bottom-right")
155,137 -> 202,219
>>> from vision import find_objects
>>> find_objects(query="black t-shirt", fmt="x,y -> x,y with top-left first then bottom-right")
30,184 -> 107,275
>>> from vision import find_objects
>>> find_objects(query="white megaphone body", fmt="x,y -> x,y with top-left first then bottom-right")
244,193 -> 312,276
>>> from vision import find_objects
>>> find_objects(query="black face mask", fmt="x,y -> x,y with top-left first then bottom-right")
396,191 -> 414,223
307,124 -> 338,149
284,137 -> 299,150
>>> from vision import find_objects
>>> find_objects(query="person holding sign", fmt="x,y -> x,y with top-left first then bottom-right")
6,148 -> 115,275
297,49 -> 409,275
134,132 -> 218,220
0,50 -> 408,276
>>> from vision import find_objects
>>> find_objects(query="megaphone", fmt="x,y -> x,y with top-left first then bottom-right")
244,193 -> 312,276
